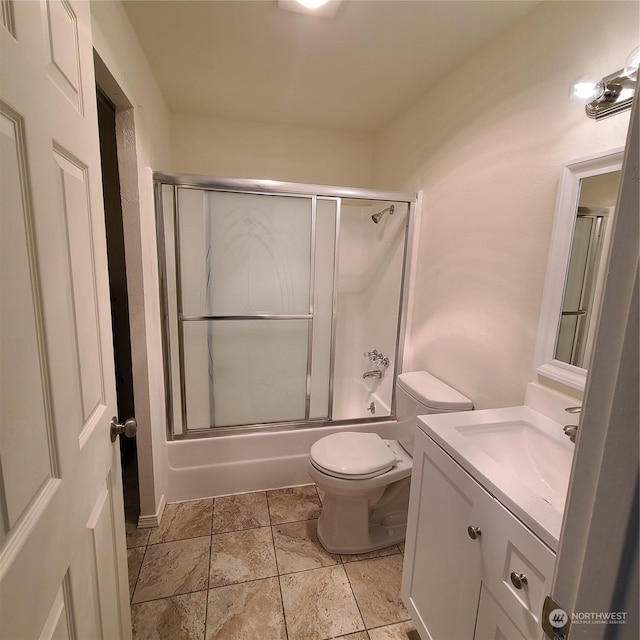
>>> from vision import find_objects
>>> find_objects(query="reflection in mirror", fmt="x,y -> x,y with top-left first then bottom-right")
555,171 -> 621,367
535,148 -> 623,391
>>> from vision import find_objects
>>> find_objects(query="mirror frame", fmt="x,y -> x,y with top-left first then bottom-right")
535,148 -> 624,390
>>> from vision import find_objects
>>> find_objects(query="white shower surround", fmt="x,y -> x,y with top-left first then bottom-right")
332,377 -> 391,422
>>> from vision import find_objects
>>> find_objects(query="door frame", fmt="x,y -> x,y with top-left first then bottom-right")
93,52 -> 164,528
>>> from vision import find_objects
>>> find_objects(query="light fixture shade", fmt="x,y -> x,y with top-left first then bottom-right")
584,69 -> 635,120
624,46 -> 640,78
569,74 -> 603,102
573,47 -> 639,120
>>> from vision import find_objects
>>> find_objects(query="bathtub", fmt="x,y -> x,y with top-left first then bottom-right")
163,383 -> 397,502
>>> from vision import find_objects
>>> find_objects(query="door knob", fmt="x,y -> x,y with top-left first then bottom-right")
510,572 -> 528,589
467,526 -> 482,540
111,416 -> 137,442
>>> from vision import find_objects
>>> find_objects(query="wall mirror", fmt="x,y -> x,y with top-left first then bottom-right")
535,148 -> 623,390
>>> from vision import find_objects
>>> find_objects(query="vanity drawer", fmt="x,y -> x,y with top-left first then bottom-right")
482,496 -> 556,640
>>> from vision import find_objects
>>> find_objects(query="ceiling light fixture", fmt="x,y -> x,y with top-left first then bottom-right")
571,46 -> 639,120
277,0 -> 342,18
296,0 -> 330,8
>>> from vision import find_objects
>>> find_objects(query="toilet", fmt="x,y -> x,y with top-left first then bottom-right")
308,371 -> 473,554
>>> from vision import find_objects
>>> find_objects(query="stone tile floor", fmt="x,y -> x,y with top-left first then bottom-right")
125,484 -> 419,640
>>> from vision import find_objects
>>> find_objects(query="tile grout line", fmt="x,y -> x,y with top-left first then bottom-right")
267,489 -> 292,640
269,522 -> 290,640
128,518 -> 153,608
130,587 -> 210,607
267,487 -> 325,640
203,497 -> 215,640
128,543 -> 148,608
146,532 -> 216,546
341,562 -> 368,636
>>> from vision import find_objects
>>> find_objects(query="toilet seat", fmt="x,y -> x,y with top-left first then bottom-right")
309,432 -> 397,480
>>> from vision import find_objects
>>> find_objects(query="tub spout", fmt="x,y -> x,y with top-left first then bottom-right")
563,406 -> 581,443
363,370 -> 383,380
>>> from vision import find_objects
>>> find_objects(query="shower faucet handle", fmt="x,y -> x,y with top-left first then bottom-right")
373,354 -> 390,368
364,350 -> 391,368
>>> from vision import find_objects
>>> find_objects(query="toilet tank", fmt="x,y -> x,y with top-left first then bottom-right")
396,371 -> 473,456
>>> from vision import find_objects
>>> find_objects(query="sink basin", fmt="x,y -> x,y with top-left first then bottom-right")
456,420 -> 573,512
417,406 -> 575,550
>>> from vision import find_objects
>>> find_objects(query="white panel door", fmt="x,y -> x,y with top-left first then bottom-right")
0,1 -> 130,638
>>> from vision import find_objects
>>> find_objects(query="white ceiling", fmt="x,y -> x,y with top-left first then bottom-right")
123,0 -> 539,133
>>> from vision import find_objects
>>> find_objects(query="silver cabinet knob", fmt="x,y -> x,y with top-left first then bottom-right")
467,526 -> 481,540
510,572 -> 528,589
111,416 -> 137,442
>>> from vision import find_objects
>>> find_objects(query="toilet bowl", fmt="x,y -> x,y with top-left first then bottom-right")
308,371 -> 473,554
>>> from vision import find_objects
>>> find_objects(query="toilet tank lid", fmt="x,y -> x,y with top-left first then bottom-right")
397,371 -> 473,411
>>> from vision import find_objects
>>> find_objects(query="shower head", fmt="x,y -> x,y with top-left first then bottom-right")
371,204 -> 395,224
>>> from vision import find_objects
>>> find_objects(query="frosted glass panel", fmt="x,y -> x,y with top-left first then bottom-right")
183,320 -> 309,429
177,189 -> 312,316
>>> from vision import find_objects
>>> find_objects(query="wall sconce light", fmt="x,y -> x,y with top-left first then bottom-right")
571,46 -> 639,120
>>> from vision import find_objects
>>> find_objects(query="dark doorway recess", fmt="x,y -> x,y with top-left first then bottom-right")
96,87 -> 137,492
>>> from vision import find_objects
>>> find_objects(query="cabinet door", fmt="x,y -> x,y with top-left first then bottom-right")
481,498 -> 555,640
402,429 -> 484,640
475,585 -> 529,640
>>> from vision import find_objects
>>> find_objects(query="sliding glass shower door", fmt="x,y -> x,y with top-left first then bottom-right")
156,175 -> 415,438
160,185 -> 337,433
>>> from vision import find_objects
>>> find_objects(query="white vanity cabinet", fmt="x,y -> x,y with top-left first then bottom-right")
402,426 -> 557,640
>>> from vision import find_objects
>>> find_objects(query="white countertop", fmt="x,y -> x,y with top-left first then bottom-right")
417,405 -> 575,550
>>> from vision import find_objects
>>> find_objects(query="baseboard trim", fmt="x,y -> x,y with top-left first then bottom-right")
137,494 -> 166,529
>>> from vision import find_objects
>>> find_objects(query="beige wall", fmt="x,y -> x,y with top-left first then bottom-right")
171,113 -> 375,187
89,0 -> 636,509
373,1 -> 637,409
91,0 -> 172,520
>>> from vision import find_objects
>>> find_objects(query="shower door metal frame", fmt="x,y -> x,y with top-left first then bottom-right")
154,173 -> 417,440
171,185 -> 317,432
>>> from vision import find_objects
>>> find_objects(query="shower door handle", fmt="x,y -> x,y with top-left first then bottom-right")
110,416 -> 137,442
